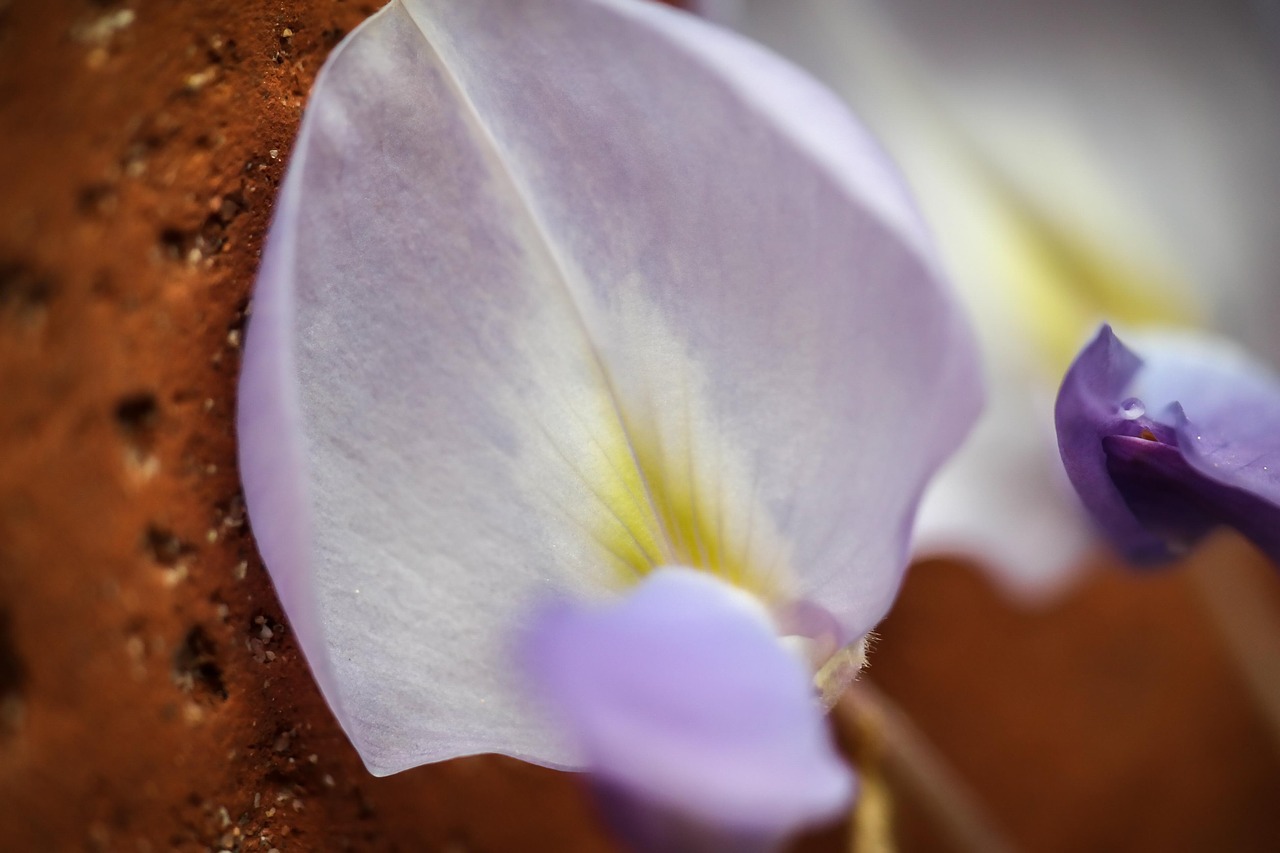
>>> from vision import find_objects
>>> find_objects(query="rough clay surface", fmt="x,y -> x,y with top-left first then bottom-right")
0,1 -> 1276,851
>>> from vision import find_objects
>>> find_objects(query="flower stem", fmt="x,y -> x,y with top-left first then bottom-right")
846,697 -> 896,853
851,767 -> 896,853
1188,554 -> 1280,751
837,682 -> 1017,853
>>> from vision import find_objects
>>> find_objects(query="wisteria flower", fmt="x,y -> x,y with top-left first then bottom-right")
1057,325 -> 1280,566
236,0 -> 980,847
702,0 -> 1280,597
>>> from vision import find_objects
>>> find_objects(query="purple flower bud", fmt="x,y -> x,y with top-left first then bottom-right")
1056,325 -> 1280,564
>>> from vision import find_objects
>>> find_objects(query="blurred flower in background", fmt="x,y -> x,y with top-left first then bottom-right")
237,0 -> 980,849
701,0 -> 1280,597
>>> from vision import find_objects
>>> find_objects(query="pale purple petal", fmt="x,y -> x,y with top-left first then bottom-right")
238,0 -> 980,775
1056,325 -> 1280,564
522,567 -> 852,850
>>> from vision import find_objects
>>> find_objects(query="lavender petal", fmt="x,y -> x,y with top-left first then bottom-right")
522,568 -> 853,850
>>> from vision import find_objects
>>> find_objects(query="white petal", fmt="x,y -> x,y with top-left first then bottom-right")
238,0 -> 979,775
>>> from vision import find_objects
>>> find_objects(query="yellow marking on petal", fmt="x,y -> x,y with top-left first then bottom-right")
591,402 -> 780,602
509,280 -> 790,603
554,286 -> 789,603
988,178 -> 1197,375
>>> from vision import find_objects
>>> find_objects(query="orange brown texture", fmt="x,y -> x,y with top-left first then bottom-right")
0,1 -> 612,850
880,541 -> 1280,852
0,1 -> 1278,852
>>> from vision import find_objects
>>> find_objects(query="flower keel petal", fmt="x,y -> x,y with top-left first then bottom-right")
522,567 -> 854,849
